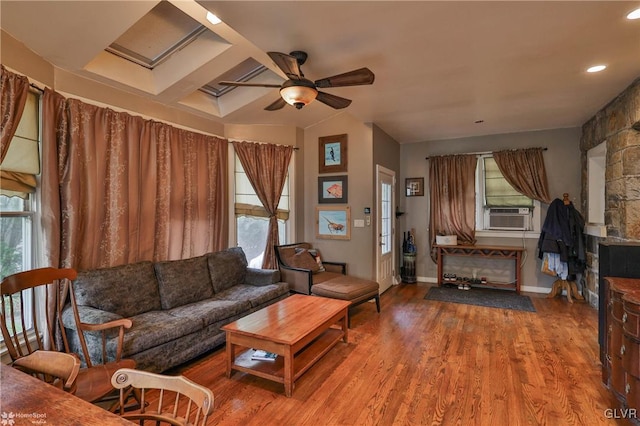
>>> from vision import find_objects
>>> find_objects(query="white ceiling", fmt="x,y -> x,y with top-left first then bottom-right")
1,1 -> 639,144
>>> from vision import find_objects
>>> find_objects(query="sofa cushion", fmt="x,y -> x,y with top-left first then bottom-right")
214,283 -> 290,308
74,261 -> 160,318
154,254 -> 214,310
122,310 -> 203,357
312,271 -> 345,285
207,247 -> 248,293
169,298 -> 251,327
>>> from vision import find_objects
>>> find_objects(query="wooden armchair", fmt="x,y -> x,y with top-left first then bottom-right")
0,267 -> 136,409
111,368 -> 214,426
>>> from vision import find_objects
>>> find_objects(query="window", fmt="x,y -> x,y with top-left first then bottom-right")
234,155 -> 289,267
476,156 -> 540,234
0,89 -> 40,339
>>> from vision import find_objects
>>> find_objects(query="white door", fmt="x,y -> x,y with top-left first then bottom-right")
376,165 -> 395,294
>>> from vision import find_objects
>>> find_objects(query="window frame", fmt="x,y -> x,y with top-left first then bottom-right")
475,155 -> 541,238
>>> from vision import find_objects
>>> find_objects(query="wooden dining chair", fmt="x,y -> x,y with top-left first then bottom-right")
111,368 -> 215,426
12,349 -> 81,393
0,267 -> 136,409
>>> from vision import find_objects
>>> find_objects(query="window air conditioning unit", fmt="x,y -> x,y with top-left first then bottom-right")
485,207 -> 531,231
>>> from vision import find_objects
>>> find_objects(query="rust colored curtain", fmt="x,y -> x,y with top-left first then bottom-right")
41,91 -> 228,270
493,148 -> 552,204
233,141 -> 293,269
428,154 -> 477,261
0,65 -> 30,162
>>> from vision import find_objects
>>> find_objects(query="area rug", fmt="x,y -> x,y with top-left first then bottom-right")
424,286 -> 536,312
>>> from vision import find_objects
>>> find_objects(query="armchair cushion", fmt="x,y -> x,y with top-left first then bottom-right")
278,247 -> 320,273
307,249 -> 325,272
155,255 -> 213,310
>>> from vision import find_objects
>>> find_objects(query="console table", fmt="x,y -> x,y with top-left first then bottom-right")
435,244 -> 524,294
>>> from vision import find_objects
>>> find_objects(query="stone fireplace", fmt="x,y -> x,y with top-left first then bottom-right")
580,77 -> 640,308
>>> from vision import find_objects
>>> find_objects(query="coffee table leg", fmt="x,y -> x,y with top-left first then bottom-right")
284,346 -> 294,397
225,332 -> 234,378
342,309 -> 349,343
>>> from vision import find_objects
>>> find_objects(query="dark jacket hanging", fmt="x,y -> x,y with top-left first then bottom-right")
537,198 -> 586,278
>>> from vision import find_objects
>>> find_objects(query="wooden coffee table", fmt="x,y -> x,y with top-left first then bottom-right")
221,294 -> 350,397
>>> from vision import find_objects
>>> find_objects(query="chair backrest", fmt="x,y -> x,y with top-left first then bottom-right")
111,368 -> 214,426
67,280 -> 132,368
12,350 -> 81,392
0,267 -> 77,361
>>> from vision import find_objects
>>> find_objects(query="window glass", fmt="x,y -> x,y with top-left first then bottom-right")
483,157 -> 533,208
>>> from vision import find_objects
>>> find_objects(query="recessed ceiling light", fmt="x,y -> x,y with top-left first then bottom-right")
627,8 -> 640,20
587,65 -> 607,73
206,12 -> 222,25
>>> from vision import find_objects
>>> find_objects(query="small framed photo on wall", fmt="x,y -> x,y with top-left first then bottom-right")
318,175 -> 348,204
318,134 -> 348,174
405,177 -> 424,197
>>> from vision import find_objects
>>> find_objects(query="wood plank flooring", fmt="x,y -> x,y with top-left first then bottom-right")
163,283 -> 618,425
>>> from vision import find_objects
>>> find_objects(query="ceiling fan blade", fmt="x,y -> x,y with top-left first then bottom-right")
264,97 -> 287,111
315,68 -> 375,88
267,52 -> 301,80
219,81 -> 281,88
316,91 -> 352,109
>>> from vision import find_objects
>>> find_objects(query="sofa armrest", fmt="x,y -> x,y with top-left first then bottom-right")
322,261 -> 347,275
62,305 -> 123,330
277,264 -> 313,295
245,268 -> 281,286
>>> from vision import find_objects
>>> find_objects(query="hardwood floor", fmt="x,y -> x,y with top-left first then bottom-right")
164,283 -> 618,425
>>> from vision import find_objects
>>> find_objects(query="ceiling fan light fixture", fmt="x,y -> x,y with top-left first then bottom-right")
627,8 -> 640,20
280,81 -> 318,109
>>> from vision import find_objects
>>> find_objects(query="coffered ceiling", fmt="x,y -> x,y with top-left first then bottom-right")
1,1 -> 639,143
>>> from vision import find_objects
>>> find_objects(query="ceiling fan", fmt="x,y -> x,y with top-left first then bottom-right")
219,51 -> 375,111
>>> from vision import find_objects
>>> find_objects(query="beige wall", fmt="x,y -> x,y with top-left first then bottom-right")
399,127 -> 582,293
304,114 -> 376,279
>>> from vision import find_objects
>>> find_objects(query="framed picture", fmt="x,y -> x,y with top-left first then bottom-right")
318,175 -> 348,204
318,134 -> 348,174
316,206 -> 351,240
406,177 -> 424,197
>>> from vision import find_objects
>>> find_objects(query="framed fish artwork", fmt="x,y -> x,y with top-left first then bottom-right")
316,206 -> 351,240
318,134 -> 348,174
318,175 -> 348,204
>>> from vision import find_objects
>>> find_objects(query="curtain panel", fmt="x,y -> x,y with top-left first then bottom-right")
41,91 -> 228,270
233,141 -> 293,269
0,65 -> 30,162
492,147 -> 552,204
428,154 -> 477,261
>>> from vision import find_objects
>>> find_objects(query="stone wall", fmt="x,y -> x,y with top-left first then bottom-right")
580,77 -> 640,307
